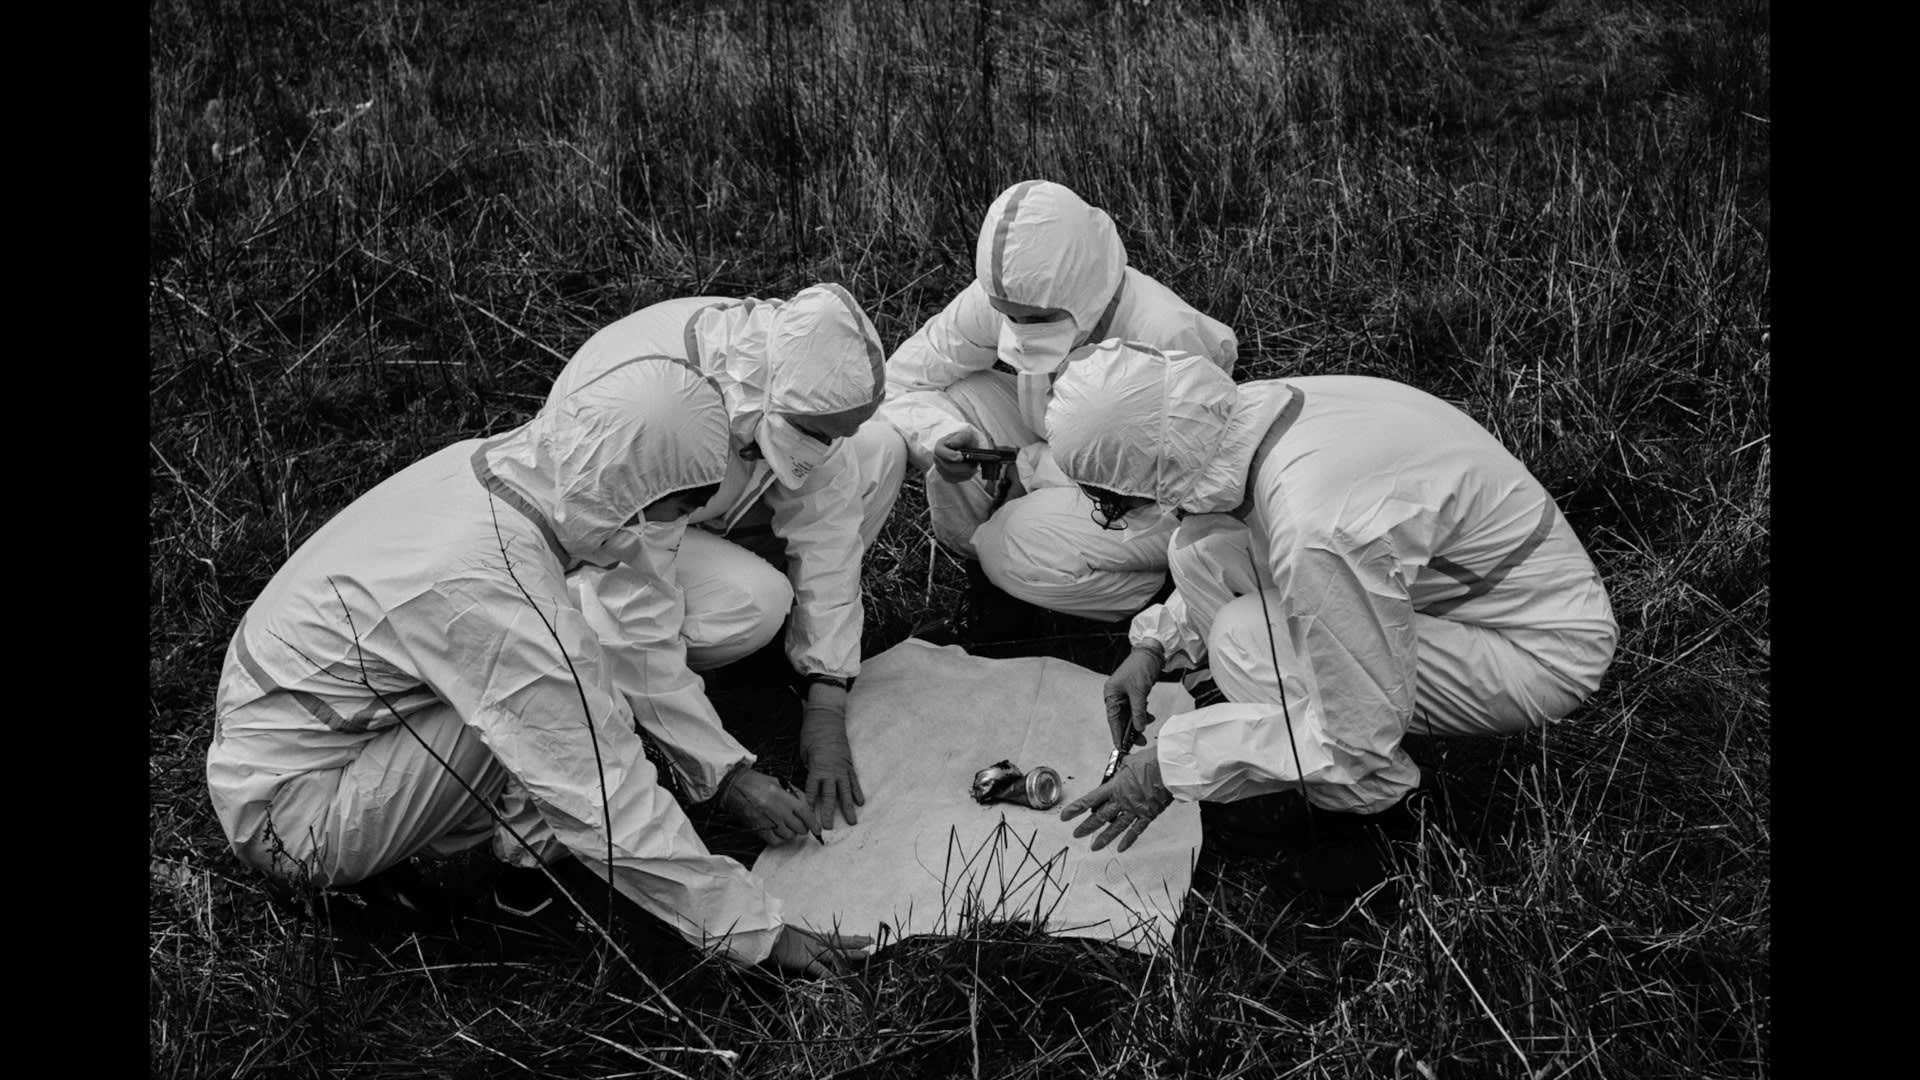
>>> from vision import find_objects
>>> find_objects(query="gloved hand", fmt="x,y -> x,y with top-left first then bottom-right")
767,924 -> 874,978
718,767 -> 822,846
932,428 -> 984,483
799,684 -> 865,829
990,445 -> 1031,507
1104,646 -> 1165,753
1059,753 -> 1175,852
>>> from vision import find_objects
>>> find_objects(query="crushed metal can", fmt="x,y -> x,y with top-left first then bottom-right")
969,760 -> 1063,810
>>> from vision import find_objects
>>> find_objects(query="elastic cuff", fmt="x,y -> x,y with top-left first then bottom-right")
1126,622 -> 1174,659
707,759 -> 754,807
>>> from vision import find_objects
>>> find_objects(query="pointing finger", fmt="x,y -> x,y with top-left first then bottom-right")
1089,818 -> 1126,851
808,778 -> 838,830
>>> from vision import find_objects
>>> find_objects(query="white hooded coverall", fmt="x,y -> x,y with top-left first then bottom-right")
845,180 -> 1238,621
205,357 -> 791,965
1047,343 -> 1618,814
549,285 -> 894,800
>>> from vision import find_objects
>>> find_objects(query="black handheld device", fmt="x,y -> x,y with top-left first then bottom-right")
955,445 -> 1019,482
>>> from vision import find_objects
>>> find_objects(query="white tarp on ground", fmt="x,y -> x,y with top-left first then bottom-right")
751,638 -> 1200,955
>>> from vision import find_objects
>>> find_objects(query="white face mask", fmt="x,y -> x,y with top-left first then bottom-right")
997,316 -> 1080,376
756,413 -> 834,489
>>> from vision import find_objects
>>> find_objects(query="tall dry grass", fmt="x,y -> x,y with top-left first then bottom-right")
151,1 -> 1768,1075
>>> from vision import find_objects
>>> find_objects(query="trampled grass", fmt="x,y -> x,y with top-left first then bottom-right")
150,0 -> 1768,1075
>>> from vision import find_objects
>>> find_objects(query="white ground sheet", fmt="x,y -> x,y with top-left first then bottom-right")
751,639 -> 1200,955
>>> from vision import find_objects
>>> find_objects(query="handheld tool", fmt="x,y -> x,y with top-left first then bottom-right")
957,445 -> 1019,509
780,777 -> 825,844
955,445 -> 1018,481
1100,702 -> 1151,784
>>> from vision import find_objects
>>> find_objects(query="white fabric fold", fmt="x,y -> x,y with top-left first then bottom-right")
751,640 -> 1202,955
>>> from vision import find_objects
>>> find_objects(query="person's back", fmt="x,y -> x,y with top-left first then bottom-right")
1254,374 -> 1614,643
1255,374 -> 1539,561
550,296 -> 731,403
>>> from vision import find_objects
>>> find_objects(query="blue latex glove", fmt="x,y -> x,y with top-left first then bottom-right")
1059,753 -> 1174,852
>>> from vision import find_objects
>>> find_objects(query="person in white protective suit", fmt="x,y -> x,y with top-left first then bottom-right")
842,180 -> 1238,622
548,283 -> 894,831
205,356 -> 867,975
1049,343 -> 1618,888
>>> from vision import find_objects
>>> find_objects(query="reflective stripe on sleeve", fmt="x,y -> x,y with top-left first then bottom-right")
1421,500 -> 1560,617
229,621 -> 382,735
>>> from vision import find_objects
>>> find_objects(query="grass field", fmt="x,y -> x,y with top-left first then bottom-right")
149,0 -> 1769,1075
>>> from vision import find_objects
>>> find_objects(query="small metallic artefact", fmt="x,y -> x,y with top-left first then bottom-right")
1020,766 -> 1062,810
1099,746 -> 1127,784
970,760 -> 1020,803
970,760 -> 1063,810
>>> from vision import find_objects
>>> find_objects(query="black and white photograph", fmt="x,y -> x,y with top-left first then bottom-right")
150,1 -> 1770,1075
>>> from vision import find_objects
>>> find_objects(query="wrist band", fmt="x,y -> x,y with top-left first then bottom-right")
805,674 -> 855,692
709,759 -> 753,805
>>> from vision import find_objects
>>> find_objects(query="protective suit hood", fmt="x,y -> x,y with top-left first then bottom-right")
687,283 -> 885,487
974,180 -> 1127,375
1046,341 -> 1291,514
485,356 -> 730,565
